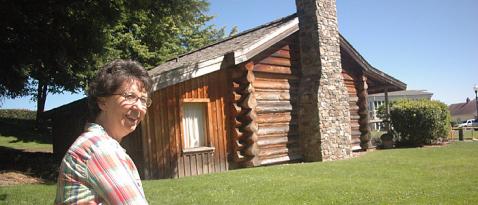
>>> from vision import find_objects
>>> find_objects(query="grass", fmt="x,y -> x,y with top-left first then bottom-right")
1,141 -> 477,204
449,128 -> 478,140
0,136 -> 52,152
0,116 -> 52,152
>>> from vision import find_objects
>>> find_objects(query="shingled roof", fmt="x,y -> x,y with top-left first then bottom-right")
149,13 -> 406,92
449,98 -> 477,119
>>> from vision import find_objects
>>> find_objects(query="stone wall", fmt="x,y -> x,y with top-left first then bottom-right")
296,0 -> 352,161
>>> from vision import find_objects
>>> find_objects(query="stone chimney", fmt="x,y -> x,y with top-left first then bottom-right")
295,0 -> 352,161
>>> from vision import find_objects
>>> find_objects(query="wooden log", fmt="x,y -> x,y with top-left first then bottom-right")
233,82 -> 243,93
258,56 -> 291,67
257,123 -> 292,135
253,80 -> 291,90
232,140 -> 244,150
237,109 -> 257,123
253,64 -> 292,75
254,75 -> 299,83
270,49 -> 291,59
256,112 -> 292,124
256,101 -> 293,113
240,157 -> 260,167
241,121 -> 258,133
255,90 -> 291,101
231,103 -> 242,116
351,130 -> 361,136
232,151 -> 246,162
243,144 -> 258,157
244,61 -> 255,71
257,135 -> 299,146
237,83 -> 254,94
258,146 -> 302,158
232,118 -> 242,128
231,127 -> 244,140
356,74 -> 371,149
259,153 -> 302,165
349,105 -> 359,111
240,93 -> 257,109
341,72 -> 354,80
254,72 -> 299,81
233,92 -> 243,103
246,70 -> 255,83
243,133 -> 258,144
359,124 -> 370,133
232,70 -> 255,84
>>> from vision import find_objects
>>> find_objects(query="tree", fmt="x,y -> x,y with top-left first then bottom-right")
1,0 -> 121,121
102,1 -> 226,68
0,0 -> 226,122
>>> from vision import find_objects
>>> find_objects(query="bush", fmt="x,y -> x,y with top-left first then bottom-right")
0,109 -> 36,120
389,99 -> 451,147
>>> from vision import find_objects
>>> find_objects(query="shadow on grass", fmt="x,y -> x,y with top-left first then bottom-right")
0,146 -> 58,183
0,116 -> 58,184
0,117 -> 51,144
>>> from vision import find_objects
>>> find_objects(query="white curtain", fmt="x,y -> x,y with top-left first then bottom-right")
182,103 -> 206,148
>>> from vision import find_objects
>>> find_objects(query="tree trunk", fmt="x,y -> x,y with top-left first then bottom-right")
36,79 -> 48,126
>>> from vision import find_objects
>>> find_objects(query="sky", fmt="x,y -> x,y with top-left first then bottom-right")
2,0 -> 477,111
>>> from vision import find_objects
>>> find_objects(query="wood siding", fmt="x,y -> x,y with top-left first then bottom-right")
142,69 -> 229,179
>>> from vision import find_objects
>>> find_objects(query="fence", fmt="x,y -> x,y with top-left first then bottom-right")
449,127 -> 478,141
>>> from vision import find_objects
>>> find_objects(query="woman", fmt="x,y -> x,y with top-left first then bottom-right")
55,60 -> 152,205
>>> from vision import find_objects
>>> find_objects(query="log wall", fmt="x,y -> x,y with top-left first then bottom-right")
251,42 -> 303,165
230,62 -> 260,167
142,69 -> 229,179
342,71 -> 361,150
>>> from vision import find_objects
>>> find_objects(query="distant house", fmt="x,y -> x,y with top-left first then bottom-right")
368,90 -> 433,130
46,1 -> 406,180
449,98 -> 477,122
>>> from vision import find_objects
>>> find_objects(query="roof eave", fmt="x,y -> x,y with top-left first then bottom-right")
339,34 -> 407,93
150,17 -> 300,91
234,17 -> 299,65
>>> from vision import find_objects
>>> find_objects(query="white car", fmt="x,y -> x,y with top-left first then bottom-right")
457,119 -> 478,127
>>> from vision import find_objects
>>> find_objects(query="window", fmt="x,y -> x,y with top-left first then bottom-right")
182,102 -> 208,149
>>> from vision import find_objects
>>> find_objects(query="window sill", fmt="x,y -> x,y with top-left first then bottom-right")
182,147 -> 215,154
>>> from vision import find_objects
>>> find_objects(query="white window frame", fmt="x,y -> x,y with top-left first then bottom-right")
180,99 -> 214,153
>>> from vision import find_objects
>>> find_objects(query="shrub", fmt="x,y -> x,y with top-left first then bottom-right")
0,109 -> 36,120
389,99 -> 451,147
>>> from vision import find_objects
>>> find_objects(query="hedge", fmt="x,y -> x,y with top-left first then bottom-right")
0,109 -> 36,120
389,99 -> 451,146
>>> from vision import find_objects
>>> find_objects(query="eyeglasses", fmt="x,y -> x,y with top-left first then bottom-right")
112,92 -> 152,108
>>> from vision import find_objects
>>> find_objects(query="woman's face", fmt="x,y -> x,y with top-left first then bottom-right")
98,79 -> 149,140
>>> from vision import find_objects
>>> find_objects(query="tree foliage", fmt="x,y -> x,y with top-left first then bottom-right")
101,1 -> 225,68
0,0 -> 225,119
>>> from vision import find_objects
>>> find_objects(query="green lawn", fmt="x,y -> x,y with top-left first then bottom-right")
0,136 -> 52,152
0,114 -> 52,152
450,128 -> 478,140
1,142 -> 477,204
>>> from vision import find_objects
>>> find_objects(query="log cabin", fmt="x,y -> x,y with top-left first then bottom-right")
47,3 -> 406,180
140,13 -> 405,179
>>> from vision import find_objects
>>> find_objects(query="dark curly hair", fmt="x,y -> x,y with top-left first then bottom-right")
87,59 -> 153,122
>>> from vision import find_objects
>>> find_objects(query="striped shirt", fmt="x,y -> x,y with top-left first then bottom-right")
54,123 -> 148,205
